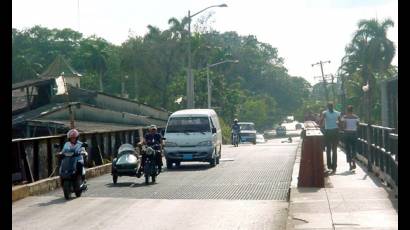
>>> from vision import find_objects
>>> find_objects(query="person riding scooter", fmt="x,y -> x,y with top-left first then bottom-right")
60,129 -> 88,185
137,125 -> 164,177
231,119 -> 241,144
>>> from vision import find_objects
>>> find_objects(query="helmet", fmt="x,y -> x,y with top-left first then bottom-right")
149,124 -> 157,130
234,119 -> 238,122
67,129 -> 79,139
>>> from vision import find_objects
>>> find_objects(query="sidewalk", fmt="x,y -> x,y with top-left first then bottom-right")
287,144 -> 398,230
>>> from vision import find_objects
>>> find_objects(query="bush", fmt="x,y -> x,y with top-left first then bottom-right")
219,118 -> 232,144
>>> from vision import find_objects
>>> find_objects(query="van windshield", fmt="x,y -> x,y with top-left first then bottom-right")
166,117 -> 211,133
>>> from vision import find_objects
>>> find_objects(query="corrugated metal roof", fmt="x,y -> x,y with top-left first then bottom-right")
12,102 -> 71,126
12,78 -> 54,90
28,119 -> 145,132
39,55 -> 82,79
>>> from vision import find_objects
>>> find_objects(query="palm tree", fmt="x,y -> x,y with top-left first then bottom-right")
81,38 -> 109,92
340,18 -> 396,123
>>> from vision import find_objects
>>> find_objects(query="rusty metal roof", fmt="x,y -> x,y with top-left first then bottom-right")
12,78 -> 54,90
28,119 -> 144,133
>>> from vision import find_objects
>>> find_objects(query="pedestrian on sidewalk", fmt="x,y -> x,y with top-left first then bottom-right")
341,105 -> 360,171
320,102 -> 341,173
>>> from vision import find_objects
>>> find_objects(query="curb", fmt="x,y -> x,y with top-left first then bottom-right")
12,163 -> 112,202
286,140 -> 303,230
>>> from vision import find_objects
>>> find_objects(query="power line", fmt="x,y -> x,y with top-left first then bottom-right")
312,60 -> 331,102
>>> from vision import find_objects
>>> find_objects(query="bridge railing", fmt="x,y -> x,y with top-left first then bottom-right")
12,127 -> 165,184
339,123 -> 397,190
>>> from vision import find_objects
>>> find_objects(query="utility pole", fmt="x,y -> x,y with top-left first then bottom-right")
330,74 -> 336,102
187,10 -> 193,109
312,60 -> 331,102
186,4 -> 227,109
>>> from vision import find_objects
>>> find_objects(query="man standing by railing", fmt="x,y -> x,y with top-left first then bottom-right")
341,105 -> 360,171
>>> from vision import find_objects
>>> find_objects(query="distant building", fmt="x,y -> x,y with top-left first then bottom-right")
39,55 -> 82,88
12,55 -> 170,138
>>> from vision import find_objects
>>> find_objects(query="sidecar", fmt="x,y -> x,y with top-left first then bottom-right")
111,143 -> 141,184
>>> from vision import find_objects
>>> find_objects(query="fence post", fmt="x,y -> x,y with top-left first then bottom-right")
367,124 -> 372,172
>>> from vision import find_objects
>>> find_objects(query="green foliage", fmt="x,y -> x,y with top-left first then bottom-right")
337,18 -> 396,124
12,22 -> 313,130
218,118 -> 232,144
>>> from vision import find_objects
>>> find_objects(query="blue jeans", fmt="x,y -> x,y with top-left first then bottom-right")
344,131 -> 357,163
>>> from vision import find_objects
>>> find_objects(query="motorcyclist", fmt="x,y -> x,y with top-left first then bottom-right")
231,119 -> 241,144
137,125 -> 164,177
60,129 -> 88,184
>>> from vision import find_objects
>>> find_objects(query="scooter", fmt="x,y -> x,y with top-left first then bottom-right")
56,142 -> 88,200
232,132 -> 239,147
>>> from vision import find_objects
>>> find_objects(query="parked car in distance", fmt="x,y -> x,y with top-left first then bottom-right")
238,122 -> 257,144
256,133 -> 266,143
276,126 -> 287,137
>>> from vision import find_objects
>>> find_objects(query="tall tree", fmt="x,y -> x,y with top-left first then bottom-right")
339,18 -> 396,123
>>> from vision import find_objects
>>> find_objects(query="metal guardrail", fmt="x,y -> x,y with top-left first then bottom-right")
12,127 -> 165,184
339,123 -> 397,189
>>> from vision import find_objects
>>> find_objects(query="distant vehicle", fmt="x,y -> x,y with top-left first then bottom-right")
256,133 -> 266,143
163,109 -> 222,168
295,123 -> 303,130
263,130 -> 276,139
276,126 -> 287,137
286,116 -> 294,122
238,122 -> 257,144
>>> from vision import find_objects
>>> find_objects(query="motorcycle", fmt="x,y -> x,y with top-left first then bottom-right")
56,142 -> 88,200
141,143 -> 162,185
232,132 -> 239,147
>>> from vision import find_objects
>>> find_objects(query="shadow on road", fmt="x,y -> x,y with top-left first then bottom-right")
35,197 -> 68,207
105,181 -> 153,188
166,164 -> 212,172
335,170 -> 356,176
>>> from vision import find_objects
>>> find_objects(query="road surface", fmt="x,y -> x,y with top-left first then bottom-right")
13,137 -> 300,230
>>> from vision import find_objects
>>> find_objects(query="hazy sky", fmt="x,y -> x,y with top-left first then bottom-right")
12,0 -> 397,85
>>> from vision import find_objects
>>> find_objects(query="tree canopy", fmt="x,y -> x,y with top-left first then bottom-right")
13,20 -> 312,134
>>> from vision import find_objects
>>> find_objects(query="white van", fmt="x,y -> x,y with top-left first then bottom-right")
163,109 -> 222,168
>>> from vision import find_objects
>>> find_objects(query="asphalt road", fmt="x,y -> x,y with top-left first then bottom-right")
13,137 -> 300,230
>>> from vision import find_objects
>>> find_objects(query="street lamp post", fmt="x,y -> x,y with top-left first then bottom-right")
186,4 -> 227,109
362,82 -> 372,172
206,60 -> 239,108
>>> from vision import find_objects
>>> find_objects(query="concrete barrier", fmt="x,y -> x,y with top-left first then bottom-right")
12,163 -> 112,202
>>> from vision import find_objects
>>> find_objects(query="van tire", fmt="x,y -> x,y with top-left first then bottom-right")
216,147 -> 220,164
209,151 -> 216,167
209,158 -> 216,167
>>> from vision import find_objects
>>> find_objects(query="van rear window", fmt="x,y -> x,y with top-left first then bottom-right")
239,124 -> 255,131
166,117 -> 210,133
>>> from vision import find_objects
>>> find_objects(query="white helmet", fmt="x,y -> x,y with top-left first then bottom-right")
67,129 -> 79,139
